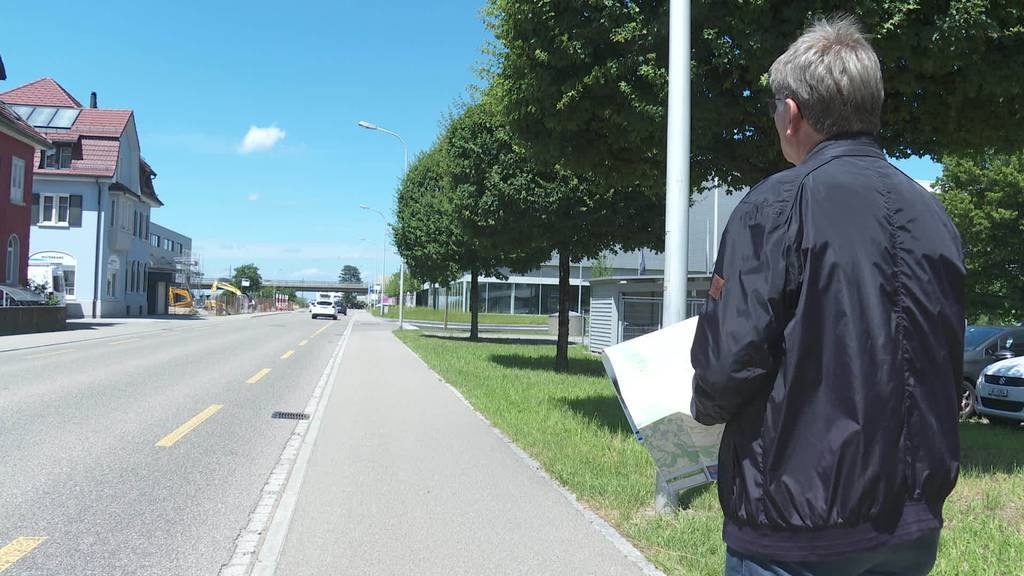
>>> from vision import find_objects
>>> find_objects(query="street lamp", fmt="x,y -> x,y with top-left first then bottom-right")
358,120 -> 408,329
360,204 -> 389,316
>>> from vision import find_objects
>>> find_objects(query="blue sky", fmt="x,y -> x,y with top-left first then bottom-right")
3,2 -> 940,283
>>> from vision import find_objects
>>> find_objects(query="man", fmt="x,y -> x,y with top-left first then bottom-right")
691,15 -> 965,576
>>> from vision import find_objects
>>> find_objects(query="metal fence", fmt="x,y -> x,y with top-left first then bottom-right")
619,296 -> 705,343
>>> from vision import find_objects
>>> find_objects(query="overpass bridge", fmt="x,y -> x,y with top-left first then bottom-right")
196,278 -> 369,294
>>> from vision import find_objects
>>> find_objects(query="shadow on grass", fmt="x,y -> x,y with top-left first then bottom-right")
677,483 -> 715,510
558,395 -> 633,436
490,353 -> 608,377
960,420 -> 1024,475
423,334 -> 558,347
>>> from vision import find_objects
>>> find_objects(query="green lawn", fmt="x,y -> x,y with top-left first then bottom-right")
395,331 -> 1024,575
370,306 -> 548,325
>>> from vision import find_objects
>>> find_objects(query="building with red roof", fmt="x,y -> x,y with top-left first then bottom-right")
1,70 -> 52,288
0,77 -> 166,317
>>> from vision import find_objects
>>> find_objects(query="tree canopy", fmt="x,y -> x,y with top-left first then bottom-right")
937,152 -> 1024,324
338,265 -> 362,284
232,263 -> 262,294
486,1 -> 1024,194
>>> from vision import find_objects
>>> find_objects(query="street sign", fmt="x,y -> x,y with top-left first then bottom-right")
241,279 -> 251,287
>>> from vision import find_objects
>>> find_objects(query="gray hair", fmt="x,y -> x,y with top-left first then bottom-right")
769,14 -> 884,136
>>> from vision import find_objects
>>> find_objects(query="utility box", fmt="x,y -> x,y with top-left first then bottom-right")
548,311 -> 583,337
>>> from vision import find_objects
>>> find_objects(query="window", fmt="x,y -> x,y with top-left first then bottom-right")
43,145 -> 73,169
59,146 -> 72,169
107,271 -> 117,297
150,233 -> 161,248
110,198 -> 117,228
35,194 -> 79,226
64,268 -> 76,298
5,235 -> 19,284
10,157 -> 25,203
133,211 -> 139,237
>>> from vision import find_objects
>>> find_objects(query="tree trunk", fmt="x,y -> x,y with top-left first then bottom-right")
470,268 -> 480,341
555,250 -> 570,372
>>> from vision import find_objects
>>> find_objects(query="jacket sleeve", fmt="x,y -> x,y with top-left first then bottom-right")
691,199 -> 793,426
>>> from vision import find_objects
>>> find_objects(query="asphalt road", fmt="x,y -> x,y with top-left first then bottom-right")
0,311 -> 351,575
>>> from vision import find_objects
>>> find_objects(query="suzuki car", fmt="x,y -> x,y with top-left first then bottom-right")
976,356 -> 1024,427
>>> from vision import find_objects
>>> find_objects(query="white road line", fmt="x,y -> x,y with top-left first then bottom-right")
220,318 -> 355,576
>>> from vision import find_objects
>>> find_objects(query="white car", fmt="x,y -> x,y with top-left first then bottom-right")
310,300 -> 337,320
976,356 -> 1024,427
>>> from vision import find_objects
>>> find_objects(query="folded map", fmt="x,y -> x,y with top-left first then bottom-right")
601,316 -> 724,492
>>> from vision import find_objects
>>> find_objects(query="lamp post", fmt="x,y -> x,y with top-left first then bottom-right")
360,205 -> 388,316
663,0 -> 691,328
358,120 -> 408,329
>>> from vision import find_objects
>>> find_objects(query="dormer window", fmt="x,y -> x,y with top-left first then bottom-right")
43,145 -> 74,169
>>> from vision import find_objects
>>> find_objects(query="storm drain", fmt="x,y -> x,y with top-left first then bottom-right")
271,411 -> 310,420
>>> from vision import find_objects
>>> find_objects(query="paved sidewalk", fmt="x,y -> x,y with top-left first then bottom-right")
272,320 -> 655,576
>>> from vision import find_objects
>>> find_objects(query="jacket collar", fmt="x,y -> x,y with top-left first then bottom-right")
802,133 -> 885,166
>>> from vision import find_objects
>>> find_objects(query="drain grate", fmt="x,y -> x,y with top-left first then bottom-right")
272,411 -> 310,420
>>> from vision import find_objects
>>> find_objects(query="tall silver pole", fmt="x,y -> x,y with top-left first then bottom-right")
662,0 -> 691,328
381,224 -> 387,316
398,145 -> 407,329
656,0 -> 691,515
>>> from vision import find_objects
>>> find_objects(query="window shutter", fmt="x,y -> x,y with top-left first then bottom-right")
32,194 -> 40,223
69,195 -> 83,227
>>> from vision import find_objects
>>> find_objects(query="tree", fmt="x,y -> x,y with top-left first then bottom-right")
393,144 -> 466,330
936,153 -> 1024,324
384,271 -> 422,298
443,102 -> 555,341
338,265 -> 362,284
590,253 -> 613,279
487,1 -> 1024,197
232,263 -> 262,294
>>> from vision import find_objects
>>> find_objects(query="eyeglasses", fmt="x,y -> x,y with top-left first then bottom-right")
768,97 -> 786,117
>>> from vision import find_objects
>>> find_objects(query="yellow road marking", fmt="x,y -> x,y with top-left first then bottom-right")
311,324 -> 329,338
280,350 -> 295,360
108,338 -> 139,346
298,339 -> 308,347
246,368 -> 272,384
0,537 -> 47,571
156,404 -> 223,447
26,349 -> 76,359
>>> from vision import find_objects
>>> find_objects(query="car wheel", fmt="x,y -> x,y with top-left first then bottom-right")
311,315 -> 316,320
960,382 -> 976,418
987,416 -> 1021,428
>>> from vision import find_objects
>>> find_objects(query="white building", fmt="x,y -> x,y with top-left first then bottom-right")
1,78 -> 168,318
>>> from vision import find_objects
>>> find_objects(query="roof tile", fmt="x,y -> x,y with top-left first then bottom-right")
0,77 -> 82,107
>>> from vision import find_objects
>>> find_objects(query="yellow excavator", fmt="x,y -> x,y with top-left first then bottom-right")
207,280 -> 243,313
168,287 -> 193,310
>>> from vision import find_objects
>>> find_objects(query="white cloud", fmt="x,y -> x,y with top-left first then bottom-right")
239,125 -> 286,154
247,193 -> 261,202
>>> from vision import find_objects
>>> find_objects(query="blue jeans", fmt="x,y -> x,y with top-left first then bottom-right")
725,531 -> 940,576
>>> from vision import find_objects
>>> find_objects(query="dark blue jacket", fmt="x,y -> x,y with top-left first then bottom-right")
692,135 -> 965,561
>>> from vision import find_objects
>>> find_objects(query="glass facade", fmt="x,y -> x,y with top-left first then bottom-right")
484,282 -> 512,313
512,283 -> 540,314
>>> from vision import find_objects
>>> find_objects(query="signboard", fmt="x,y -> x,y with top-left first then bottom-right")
174,273 -> 185,284
30,251 -> 77,267
240,279 -> 251,287
107,255 -> 120,271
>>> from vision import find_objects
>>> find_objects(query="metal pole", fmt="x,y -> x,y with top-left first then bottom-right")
657,0 -> 691,514
381,222 -> 387,316
663,0 -> 691,329
398,143 -> 407,329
